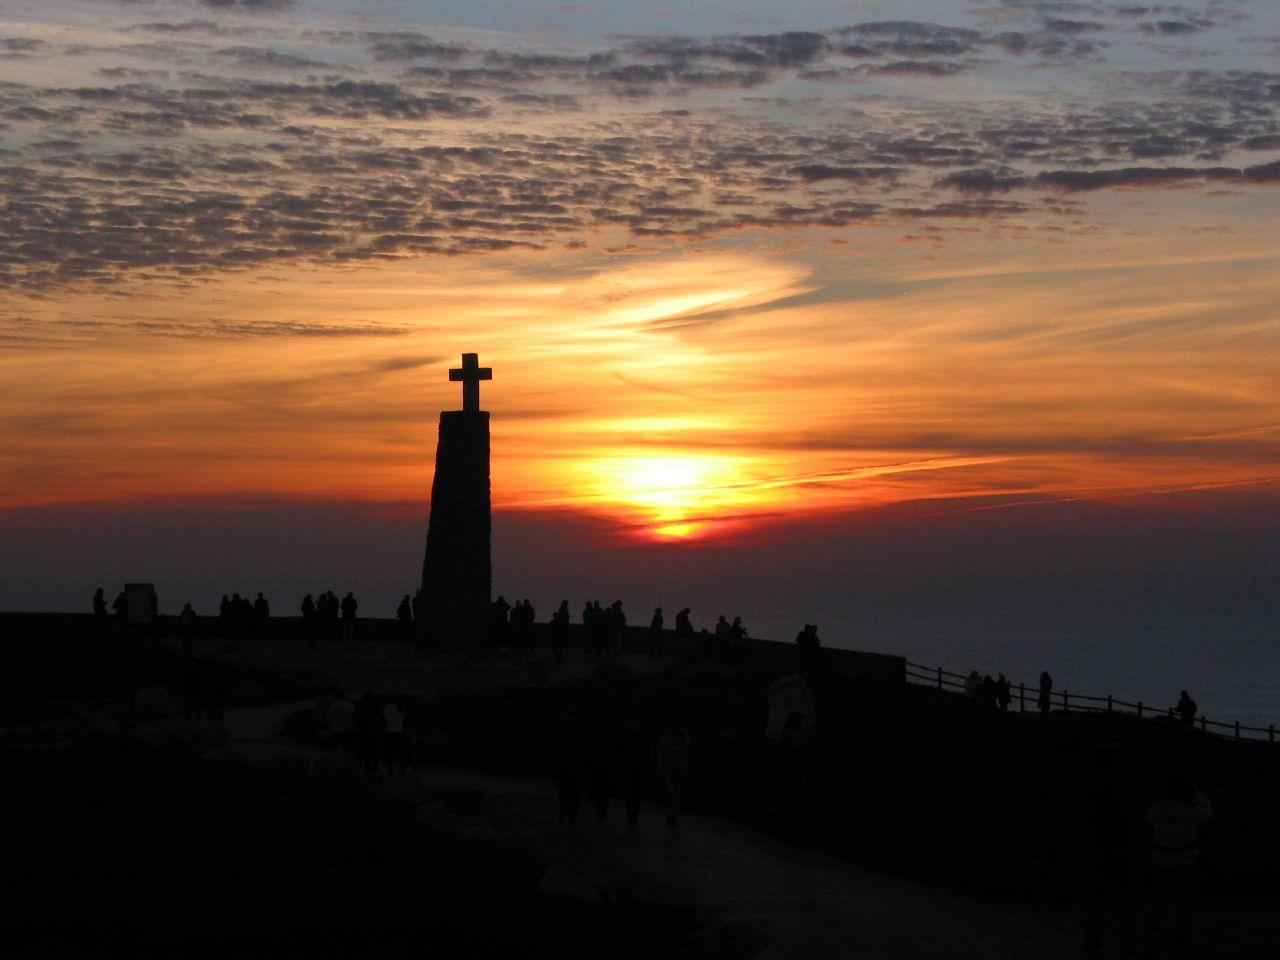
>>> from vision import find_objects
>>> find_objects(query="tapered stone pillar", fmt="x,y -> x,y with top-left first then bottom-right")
420,354 -> 493,649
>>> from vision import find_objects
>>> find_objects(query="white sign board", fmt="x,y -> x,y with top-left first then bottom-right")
765,674 -> 815,740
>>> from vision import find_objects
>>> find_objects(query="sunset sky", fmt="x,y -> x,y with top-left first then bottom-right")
2,1 -> 1279,648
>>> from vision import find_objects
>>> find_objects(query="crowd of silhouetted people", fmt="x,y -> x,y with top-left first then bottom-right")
484,596 -> 774,667
323,690 -> 423,777
552,712 -> 691,828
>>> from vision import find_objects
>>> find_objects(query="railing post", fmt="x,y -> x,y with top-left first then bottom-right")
937,666 -> 943,690
1137,701 -> 1143,719
1107,694 -> 1113,713
1063,689 -> 1069,712
1234,721 -> 1240,740
1019,683 -> 1025,712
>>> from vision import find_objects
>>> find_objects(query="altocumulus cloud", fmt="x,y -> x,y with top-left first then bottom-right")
0,6 -> 1277,289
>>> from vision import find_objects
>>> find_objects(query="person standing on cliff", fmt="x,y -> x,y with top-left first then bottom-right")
1176,690 -> 1198,728
648,607 -> 664,657
340,592 -> 358,643
1038,671 -> 1053,716
551,600 -> 570,662
1142,771 -> 1213,960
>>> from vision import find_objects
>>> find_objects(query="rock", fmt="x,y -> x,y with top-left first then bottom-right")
132,686 -> 179,720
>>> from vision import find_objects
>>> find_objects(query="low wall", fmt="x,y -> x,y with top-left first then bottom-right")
1,612 -> 906,687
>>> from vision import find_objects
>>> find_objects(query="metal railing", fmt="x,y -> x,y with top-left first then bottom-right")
904,661 -> 1277,744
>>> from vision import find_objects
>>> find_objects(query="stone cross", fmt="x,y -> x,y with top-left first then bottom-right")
449,353 -> 492,413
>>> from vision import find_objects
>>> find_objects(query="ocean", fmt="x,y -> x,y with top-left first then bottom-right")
821,613 -> 1278,736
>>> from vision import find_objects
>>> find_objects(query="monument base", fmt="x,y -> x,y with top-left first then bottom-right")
420,410 -> 491,649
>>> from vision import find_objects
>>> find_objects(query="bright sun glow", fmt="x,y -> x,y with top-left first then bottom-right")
571,453 -> 764,540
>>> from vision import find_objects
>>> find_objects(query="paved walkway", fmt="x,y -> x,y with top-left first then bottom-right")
224,700 -> 1084,960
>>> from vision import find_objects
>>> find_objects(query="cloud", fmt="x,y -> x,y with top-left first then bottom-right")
1,38 -> 48,59
1139,18 -> 1215,36
198,0 -> 295,10
0,12 -> 1277,288
1034,160 -> 1280,191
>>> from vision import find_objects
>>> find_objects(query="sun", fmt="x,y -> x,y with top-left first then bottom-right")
569,452 -> 764,541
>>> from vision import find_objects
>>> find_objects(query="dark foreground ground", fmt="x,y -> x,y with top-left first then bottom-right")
419,659 -> 1280,900
5,618 -> 1279,958
0,632 -> 703,960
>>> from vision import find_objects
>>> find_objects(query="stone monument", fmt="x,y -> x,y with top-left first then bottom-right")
420,353 -> 493,648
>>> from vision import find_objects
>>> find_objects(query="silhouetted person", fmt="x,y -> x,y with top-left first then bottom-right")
340,592 -> 358,643
220,594 -> 231,622
301,593 -> 318,652
1142,772 -> 1212,960
1175,690 -> 1197,728
521,598 -> 537,655
555,718 -> 585,824
981,674 -> 997,708
795,623 -> 820,675
617,719 -> 650,825
997,673 -> 1012,711
253,591 -> 269,620
179,602 -> 197,658
586,601 -> 606,656
675,607 -> 693,639
1038,671 -> 1053,715
383,698 -> 406,776
964,670 -> 980,699
322,590 -> 341,643
649,607 -> 664,657
608,600 -> 626,653
1080,743 -> 1140,957
697,627 -> 714,661
397,594 -> 413,641
656,722 -> 690,828
728,616 -> 748,663
551,600 -> 570,662
230,593 -> 246,639
326,691 -> 356,754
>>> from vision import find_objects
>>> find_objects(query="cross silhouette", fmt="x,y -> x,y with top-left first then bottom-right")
449,353 -> 492,412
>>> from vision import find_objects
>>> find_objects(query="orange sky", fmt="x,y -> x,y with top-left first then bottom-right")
2,2 -> 1280,544
5,222 -> 1280,541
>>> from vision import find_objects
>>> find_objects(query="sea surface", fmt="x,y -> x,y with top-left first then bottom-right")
820,613 -> 1278,737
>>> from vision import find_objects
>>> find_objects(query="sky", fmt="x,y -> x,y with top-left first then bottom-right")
2,0 -> 1279,659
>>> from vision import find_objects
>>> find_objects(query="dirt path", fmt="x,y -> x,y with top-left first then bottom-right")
224,697 -> 1084,960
